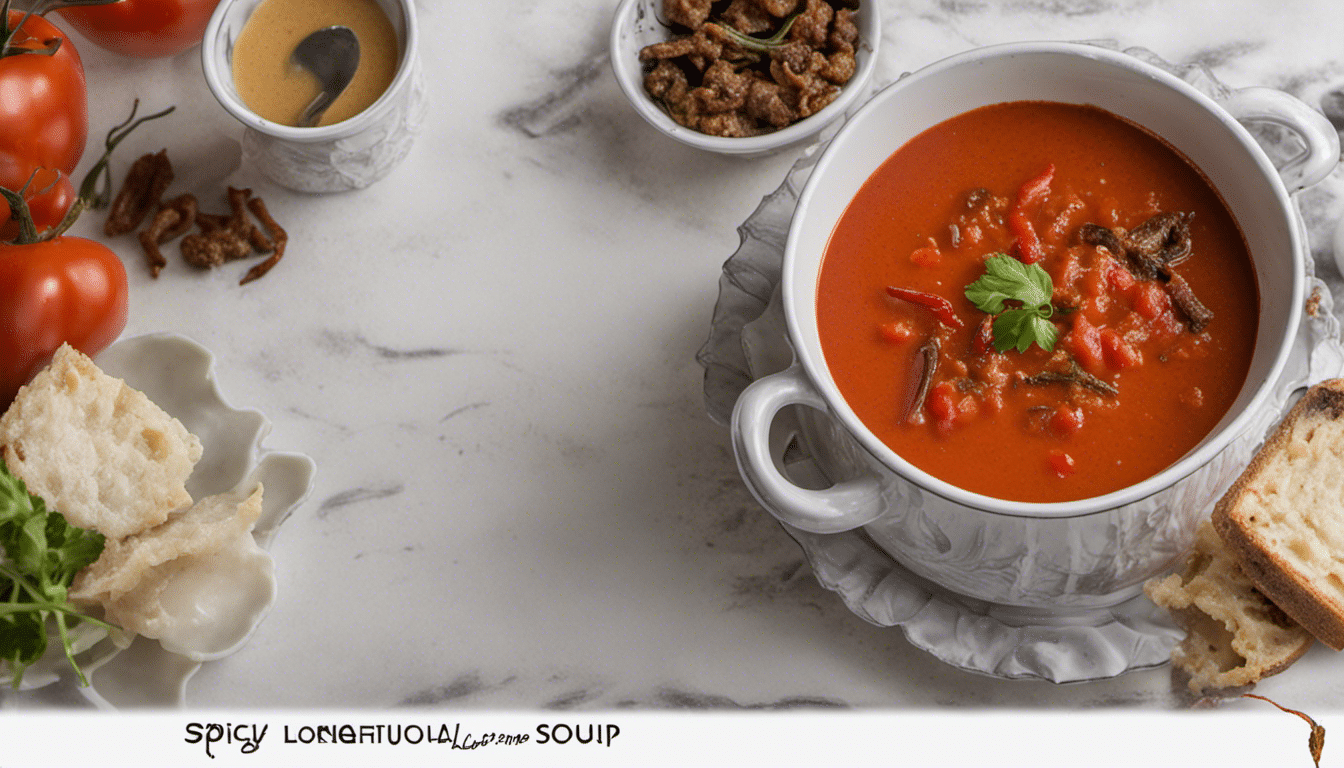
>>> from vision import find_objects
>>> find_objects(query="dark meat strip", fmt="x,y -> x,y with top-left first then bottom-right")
1078,222 -> 1161,279
1078,213 -> 1212,334
1022,361 -> 1118,396
1165,273 -> 1214,334
905,336 -> 940,424
1126,211 -> 1193,268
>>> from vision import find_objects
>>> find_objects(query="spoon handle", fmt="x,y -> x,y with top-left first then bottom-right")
298,91 -> 337,127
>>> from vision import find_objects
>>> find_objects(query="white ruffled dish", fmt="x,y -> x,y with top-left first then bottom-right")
0,333 -> 315,707
697,45 -> 1344,683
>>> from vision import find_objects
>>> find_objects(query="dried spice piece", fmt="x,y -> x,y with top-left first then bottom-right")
180,228 -> 252,268
179,187 -> 287,284
104,149 -> 172,236
1242,694 -> 1325,767
239,195 -> 286,285
194,211 -> 230,233
136,193 -> 197,277
157,193 -> 197,241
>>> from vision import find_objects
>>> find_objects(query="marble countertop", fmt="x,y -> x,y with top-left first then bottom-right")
6,0 -> 1344,715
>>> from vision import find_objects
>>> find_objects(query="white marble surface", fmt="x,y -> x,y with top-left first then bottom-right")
8,0 -> 1344,712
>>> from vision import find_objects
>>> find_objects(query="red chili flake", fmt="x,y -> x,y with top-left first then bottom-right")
885,286 -> 965,328
1062,315 -> 1105,375
1048,405 -> 1084,436
926,381 -> 958,431
1100,329 -> 1142,370
1048,449 -> 1076,478
879,321 -> 914,344
1006,163 -> 1055,264
1105,261 -> 1135,293
971,316 -> 994,356
1132,280 -> 1171,320
910,245 -> 941,267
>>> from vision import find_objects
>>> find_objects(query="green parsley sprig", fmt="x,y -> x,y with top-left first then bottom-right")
0,459 -> 113,687
964,254 -> 1059,353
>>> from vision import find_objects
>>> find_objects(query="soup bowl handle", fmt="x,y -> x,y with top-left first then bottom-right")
731,365 -> 888,534
1220,86 -> 1341,194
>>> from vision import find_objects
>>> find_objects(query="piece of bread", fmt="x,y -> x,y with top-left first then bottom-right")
1146,520 -> 1314,692
0,344 -> 203,540
71,484 -> 264,607
1212,378 -> 1344,650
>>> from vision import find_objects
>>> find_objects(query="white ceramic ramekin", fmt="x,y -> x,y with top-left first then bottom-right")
732,42 -> 1340,609
201,0 -> 425,192
609,0 -> 881,156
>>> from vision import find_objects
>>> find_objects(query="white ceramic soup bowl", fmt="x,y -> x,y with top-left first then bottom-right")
201,0 -> 425,192
732,42 -> 1340,610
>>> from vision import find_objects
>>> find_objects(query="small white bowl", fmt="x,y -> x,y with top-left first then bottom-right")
201,0 -> 426,192
610,0 -> 881,156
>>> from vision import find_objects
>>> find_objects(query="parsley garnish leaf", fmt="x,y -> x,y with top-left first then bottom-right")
965,254 -> 1058,353
0,459 -> 113,687
993,308 -> 1060,354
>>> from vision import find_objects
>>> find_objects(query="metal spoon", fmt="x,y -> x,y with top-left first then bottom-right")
291,25 -> 360,127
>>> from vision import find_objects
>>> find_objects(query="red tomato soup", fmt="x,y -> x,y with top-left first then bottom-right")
816,101 -> 1259,503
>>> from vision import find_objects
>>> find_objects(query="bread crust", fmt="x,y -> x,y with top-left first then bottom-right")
1212,378 -> 1344,651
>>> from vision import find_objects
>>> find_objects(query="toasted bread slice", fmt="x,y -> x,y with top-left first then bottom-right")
0,344 -> 203,540
1146,520 -> 1314,691
1212,378 -> 1344,650
71,484 -> 264,607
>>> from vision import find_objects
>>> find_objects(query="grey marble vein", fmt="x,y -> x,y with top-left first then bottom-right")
316,483 -> 407,519
499,51 -> 610,138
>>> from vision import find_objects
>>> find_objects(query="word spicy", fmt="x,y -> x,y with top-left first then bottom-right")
184,722 -> 268,758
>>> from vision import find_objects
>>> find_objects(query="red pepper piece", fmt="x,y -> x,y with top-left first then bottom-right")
1049,405 -> 1084,436
1062,314 -> 1105,375
878,321 -> 914,344
1048,449 -> 1076,478
927,381 -> 959,432
1100,328 -> 1142,370
972,316 -> 994,355
1007,163 -> 1055,264
885,286 -> 965,328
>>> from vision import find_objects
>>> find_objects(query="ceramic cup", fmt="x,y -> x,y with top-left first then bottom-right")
201,0 -> 425,192
732,42 -> 1341,609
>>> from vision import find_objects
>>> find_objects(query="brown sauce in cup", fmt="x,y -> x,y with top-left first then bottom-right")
232,0 -> 399,127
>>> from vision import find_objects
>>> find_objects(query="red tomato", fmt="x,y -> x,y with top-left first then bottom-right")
0,237 -> 128,407
0,10 -> 87,174
0,161 -> 76,239
57,0 -> 221,59
0,11 -> 87,234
